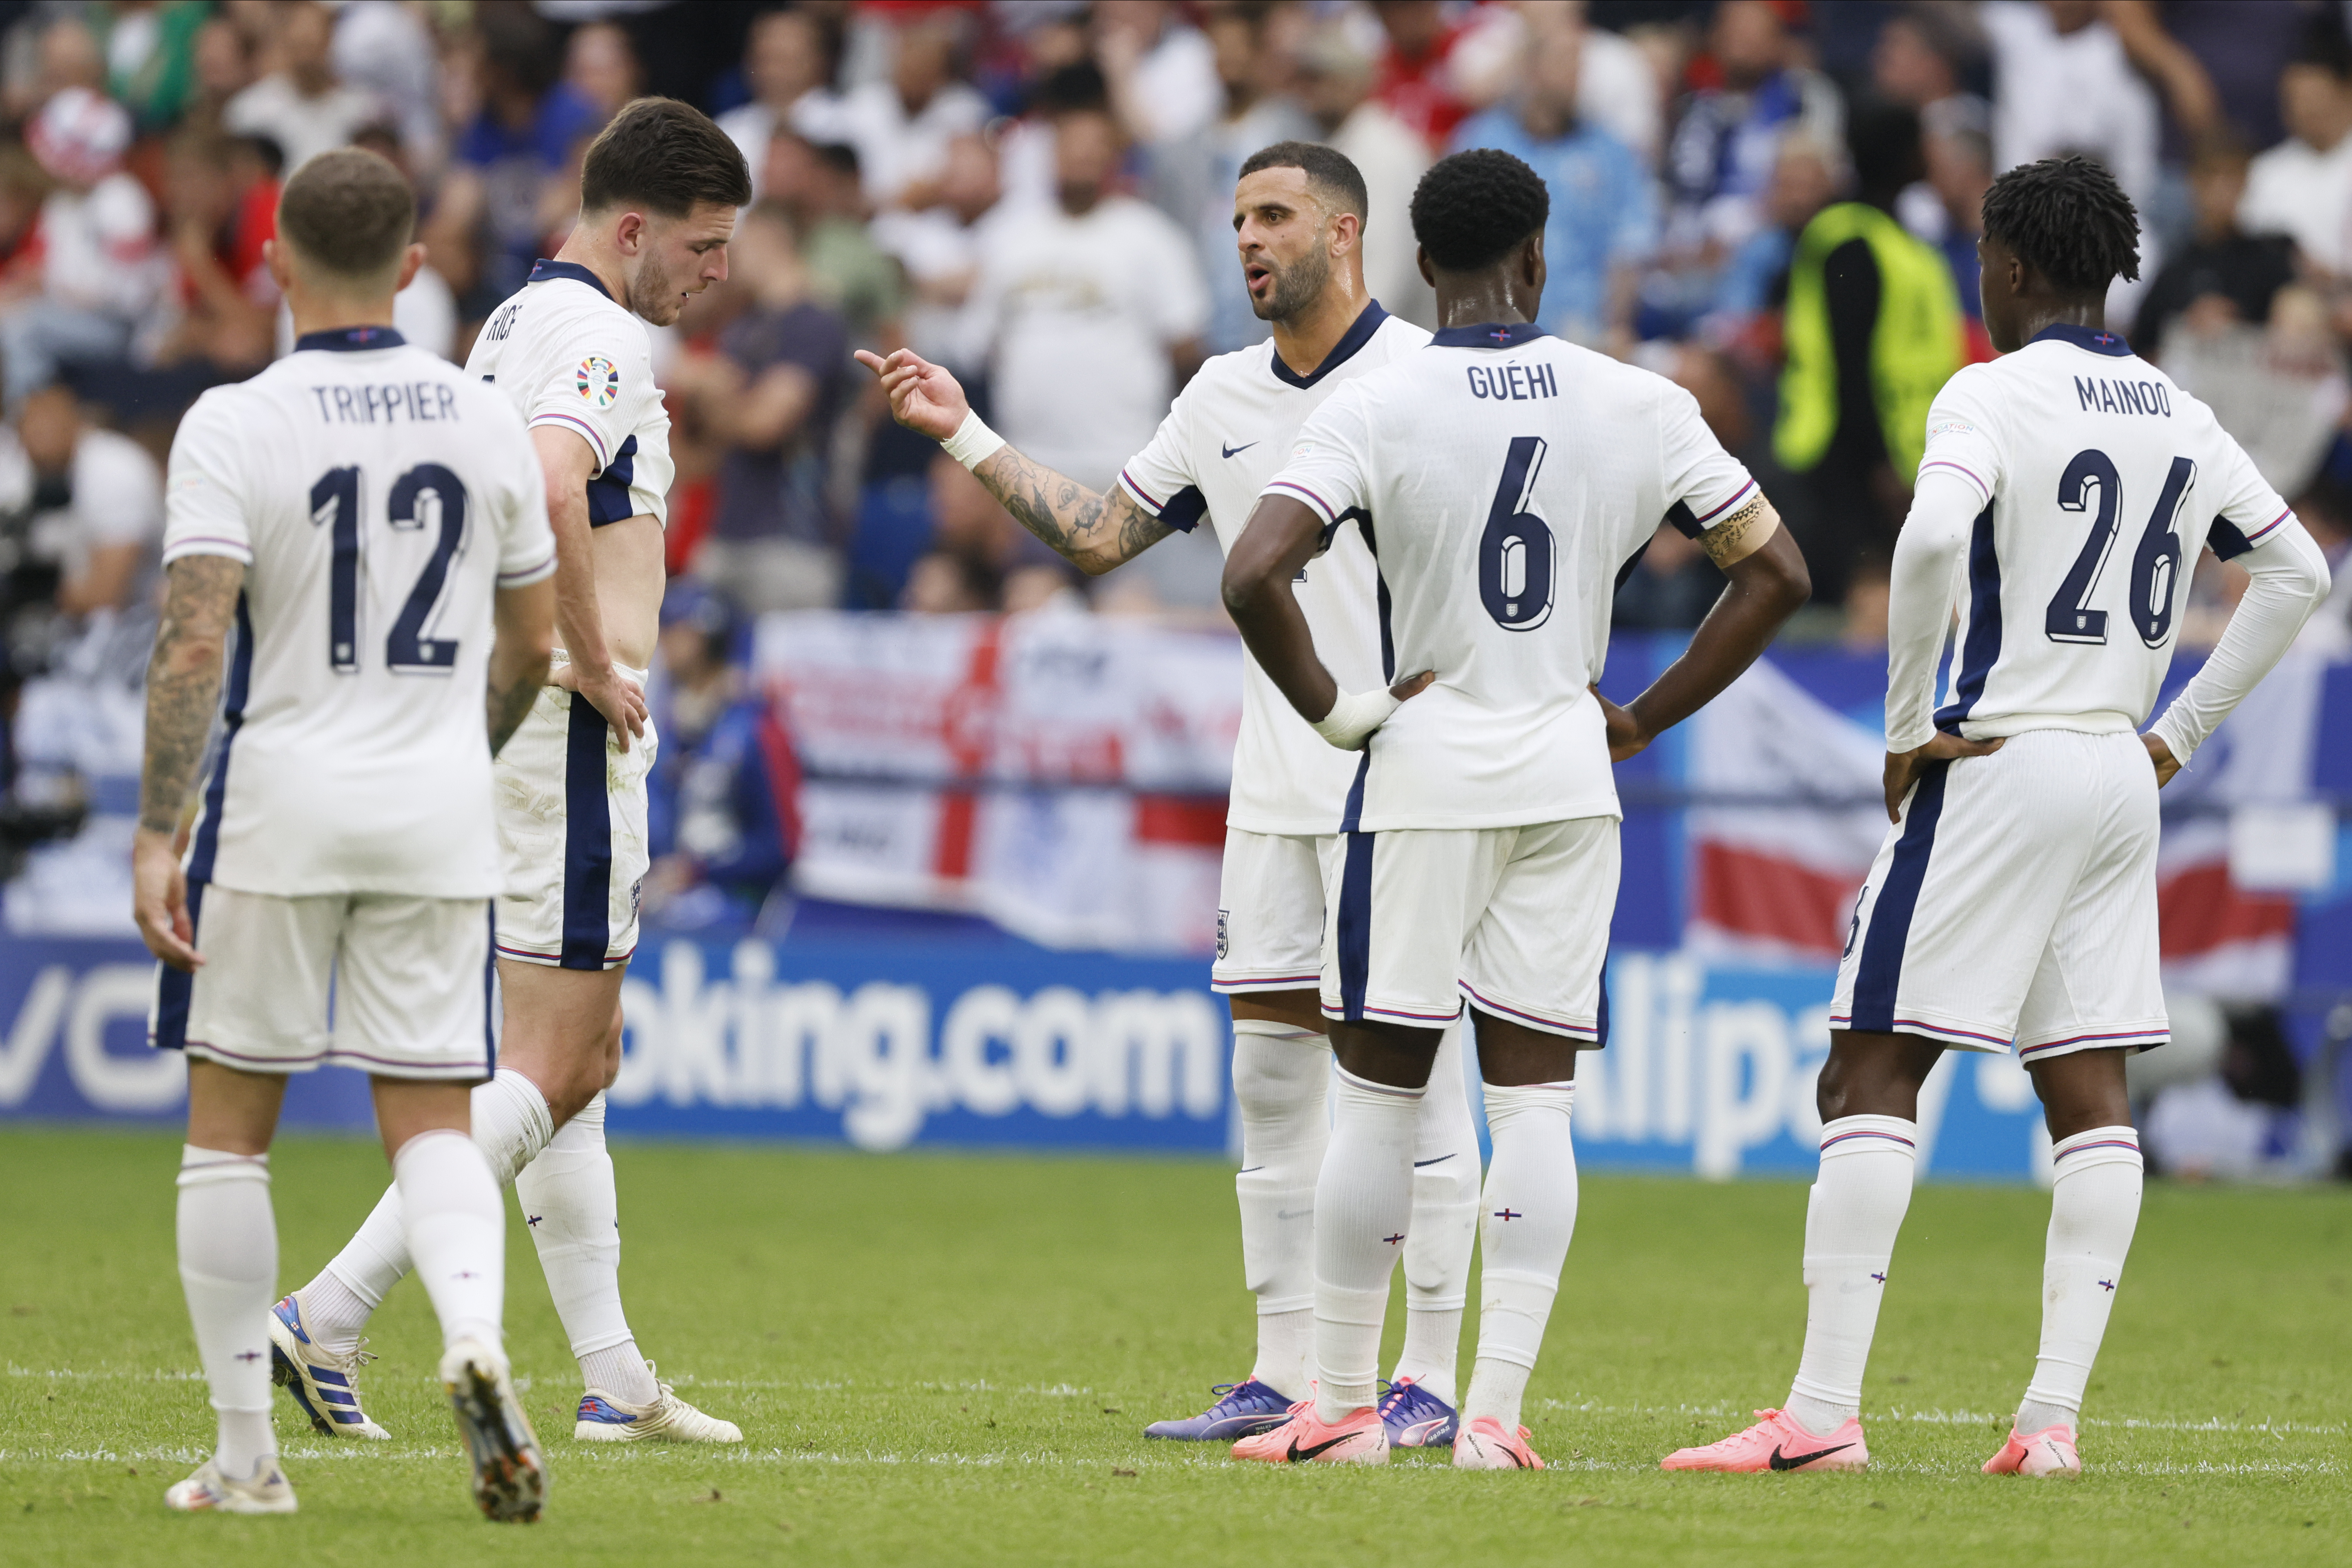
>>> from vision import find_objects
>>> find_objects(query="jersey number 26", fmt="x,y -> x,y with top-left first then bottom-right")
310,463 -> 469,674
2045,448 -> 2195,650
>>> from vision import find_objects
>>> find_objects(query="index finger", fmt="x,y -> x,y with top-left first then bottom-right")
1390,669 -> 1437,701
853,349 -> 888,375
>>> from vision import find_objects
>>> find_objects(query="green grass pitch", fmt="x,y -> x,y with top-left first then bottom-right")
2,1126 -> 2345,1566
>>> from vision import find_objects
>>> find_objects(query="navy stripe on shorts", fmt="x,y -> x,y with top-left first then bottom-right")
1848,760 -> 1951,1032
559,693 -> 614,969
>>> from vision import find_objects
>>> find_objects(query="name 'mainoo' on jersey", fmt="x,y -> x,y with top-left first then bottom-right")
2073,374 -> 2172,418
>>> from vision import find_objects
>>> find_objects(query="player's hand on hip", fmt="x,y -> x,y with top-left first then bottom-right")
575,664 -> 650,753
853,347 -> 970,441
2143,731 -> 2181,787
1882,731 -> 2005,822
132,827 -> 202,971
1594,684 -> 1650,762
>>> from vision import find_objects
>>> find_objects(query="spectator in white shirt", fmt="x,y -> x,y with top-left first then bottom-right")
2240,19 -> 2352,278
0,385 -> 163,618
976,102 -> 1206,493
222,1 -> 380,172
1294,20 -> 1435,328
1096,0 -> 1222,146
719,7 -> 850,199
835,14 -> 991,209
871,132 -> 1005,379
1982,2 -> 2158,223
2,87 -> 165,411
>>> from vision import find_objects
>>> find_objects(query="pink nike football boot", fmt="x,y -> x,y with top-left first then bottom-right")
1230,1400 -> 1389,1465
1452,1416 -> 1545,1470
1661,1408 -> 1869,1472
1982,1423 -> 2081,1477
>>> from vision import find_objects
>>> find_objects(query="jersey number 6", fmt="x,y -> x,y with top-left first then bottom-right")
1481,436 -> 1556,631
311,463 -> 470,675
2045,449 -> 2196,650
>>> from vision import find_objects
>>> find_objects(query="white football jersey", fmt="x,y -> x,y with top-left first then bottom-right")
163,327 -> 558,898
1265,322 -> 1758,831
466,258 -> 673,526
1116,303 -> 1428,834
1911,323 -> 2292,741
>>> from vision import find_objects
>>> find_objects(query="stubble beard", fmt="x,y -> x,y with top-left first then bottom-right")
1256,241 -> 1332,325
626,252 -> 683,326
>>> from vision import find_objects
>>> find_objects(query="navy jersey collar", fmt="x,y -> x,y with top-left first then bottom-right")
529,258 -> 612,299
2029,321 -> 2132,357
1270,301 -> 1390,390
294,325 -> 406,353
1430,319 -> 1549,349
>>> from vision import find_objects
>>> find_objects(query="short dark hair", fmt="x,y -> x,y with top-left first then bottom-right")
276,147 -> 414,280
2294,10 -> 2352,78
1238,140 -> 1368,223
1410,148 -> 1549,271
580,97 -> 752,217
1980,154 -> 2140,294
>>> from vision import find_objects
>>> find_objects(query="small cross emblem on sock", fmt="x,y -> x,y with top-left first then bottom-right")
2098,1278 -> 2116,1292
526,1214 -> 543,1227
234,1350 -> 263,1362
455,1271 -> 479,1280
1871,1272 -> 1886,1284
1493,1209 -> 1523,1221
1382,1233 -> 1406,1245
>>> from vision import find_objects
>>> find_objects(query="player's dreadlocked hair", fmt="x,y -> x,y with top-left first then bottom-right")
1410,148 -> 1549,271
1979,155 -> 2140,294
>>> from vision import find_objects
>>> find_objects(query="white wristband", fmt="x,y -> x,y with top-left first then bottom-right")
1310,687 -> 1399,751
940,410 -> 1007,470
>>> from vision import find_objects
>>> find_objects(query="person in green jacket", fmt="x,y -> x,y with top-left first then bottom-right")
1775,100 -> 1962,604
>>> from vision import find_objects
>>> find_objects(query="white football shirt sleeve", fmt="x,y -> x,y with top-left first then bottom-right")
493,405 -> 559,586
1656,381 -> 1758,538
1884,466 -> 1983,752
1261,388 -> 1376,529
160,392 -> 254,566
1114,383 -> 1207,533
1913,367 -> 2004,508
2201,430 -> 2296,559
524,312 -> 641,476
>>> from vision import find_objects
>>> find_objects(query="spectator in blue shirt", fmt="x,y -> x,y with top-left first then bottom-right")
1448,20 -> 1655,350
643,585 -> 802,936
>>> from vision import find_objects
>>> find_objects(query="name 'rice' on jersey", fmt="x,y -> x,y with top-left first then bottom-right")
1264,322 -> 1760,832
1912,322 -> 2294,739
467,258 -> 672,526
161,327 -> 557,898
1114,302 -> 1428,834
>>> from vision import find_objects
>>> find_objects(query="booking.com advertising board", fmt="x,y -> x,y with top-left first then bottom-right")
0,935 -> 2056,1181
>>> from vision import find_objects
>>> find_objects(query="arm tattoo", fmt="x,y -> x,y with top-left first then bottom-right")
138,555 -> 246,835
486,671 -> 537,758
1698,496 -> 1775,569
973,446 -> 1174,572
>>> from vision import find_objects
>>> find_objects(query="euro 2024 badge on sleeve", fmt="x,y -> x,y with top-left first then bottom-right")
576,356 -> 620,410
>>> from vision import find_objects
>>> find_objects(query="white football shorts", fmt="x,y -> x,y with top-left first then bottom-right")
149,884 -> 493,1079
1319,817 -> 1619,1039
1831,728 -> 2167,1061
492,664 -> 656,971
1210,828 -> 1332,995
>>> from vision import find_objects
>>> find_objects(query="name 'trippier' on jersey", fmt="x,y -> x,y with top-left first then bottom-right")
1263,321 -> 1760,832
163,328 -> 557,898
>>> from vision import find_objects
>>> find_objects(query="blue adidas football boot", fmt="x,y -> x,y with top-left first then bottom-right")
268,1294 -> 390,1439
1377,1376 -> 1459,1448
1143,1379 -> 1298,1440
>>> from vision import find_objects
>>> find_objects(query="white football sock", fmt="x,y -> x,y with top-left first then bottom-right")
176,1146 -> 277,1481
1312,1066 -> 1424,1424
2018,1126 -> 2143,1432
1395,1023 -> 1478,1407
314,1067 -> 554,1350
1463,1081 -> 1577,1432
1229,1018 -> 1329,1398
394,1129 -> 505,1350
514,1092 -> 658,1405
1786,1114 -> 1917,1438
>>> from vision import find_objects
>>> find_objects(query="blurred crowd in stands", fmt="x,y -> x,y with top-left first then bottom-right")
8,0 -> 2352,934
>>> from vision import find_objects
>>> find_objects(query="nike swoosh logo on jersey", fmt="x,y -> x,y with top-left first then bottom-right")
1769,1441 -> 1855,1470
1288,1432 -> 1356,1462
1221,441 -> 1258,458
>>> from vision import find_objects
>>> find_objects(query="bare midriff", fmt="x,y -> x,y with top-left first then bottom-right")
564,511 -> 666,672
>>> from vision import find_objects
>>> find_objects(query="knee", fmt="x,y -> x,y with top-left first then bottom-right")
1815,1053 -> 1856,1124
599,1003 -> 625,1091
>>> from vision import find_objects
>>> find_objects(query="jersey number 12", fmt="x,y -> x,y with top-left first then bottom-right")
2045,449 -> 2195,649
310,463 -> 469,674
